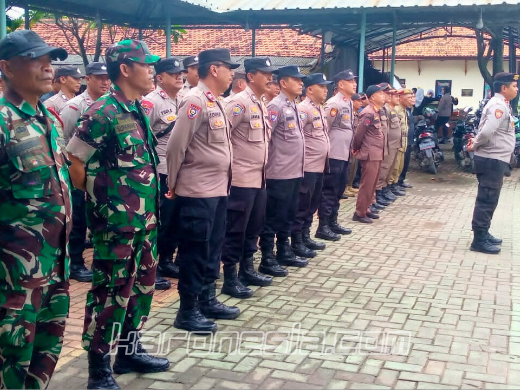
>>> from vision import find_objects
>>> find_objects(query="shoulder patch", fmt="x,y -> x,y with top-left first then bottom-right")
269,110 -> 278,122
495,109 -> 503,119
188,103 -> 202,119
330,108 -> 338,117
141,99 -> 154,115
233,104 -> 245,116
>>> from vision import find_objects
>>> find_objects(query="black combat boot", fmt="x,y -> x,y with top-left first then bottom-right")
372,203 -> 385,211
470,229 -> 501,254
239,256 -> 273,287
375,190 -> 389,206
221,265 -> 253,298
390,183 -> 406,196
199,283 -> 241,320
113,333 -> 170,374
87,352 -> 120,389
276,239 -> 308,268
70,258 -> 93,282
302,228 -> 326,250
155,276 -> 171,290
369,205 -> 380,214
291,233 -> 317,258
382,186 -> 397,202
157,253 -> 179,279
486,232 -> 503,245
174,294 -> 217,334
315,216 -> 341,241
330,213 -> 352,235
259,246 -> 288,277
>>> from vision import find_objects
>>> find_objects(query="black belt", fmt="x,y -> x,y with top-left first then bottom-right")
156,121 -> 175,139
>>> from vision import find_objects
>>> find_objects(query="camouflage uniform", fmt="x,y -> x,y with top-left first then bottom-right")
0,97 -> 72,389
67,79 -> 160,353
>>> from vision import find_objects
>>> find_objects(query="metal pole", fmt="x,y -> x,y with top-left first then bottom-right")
321,31 -> 325,73
138,29 -> 143,40
165,13 -> 171,58
357,10 -> 366,92
382,47 -> 386,74
390,16 -> 397,87
25,6 -> 30,30
252,27 -> 256,57
509,27 -> 516,73
0,0 -> 6,39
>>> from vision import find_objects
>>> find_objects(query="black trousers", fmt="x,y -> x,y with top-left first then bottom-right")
399,145 -> 412,184
318,159 -> 349,219
221,186 -> 267,268
157,174 -> 178,260
70,189 -> 87,264
259,178 -> 302,250
354,162 -> 362,184
292,172 -> 324,235
175,196 -> 227,297
471,156 -> 508,232
435,115 -> 450,138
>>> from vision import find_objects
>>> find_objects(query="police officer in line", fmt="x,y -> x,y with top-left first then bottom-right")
226,71 -> 247,99
344,93 -> 364,198
167,48 -> 240,333
290,73 -> 332,258
60,61 -> 110,283
0,30 -> 71,390
179,55 -> 199,97
317,69 -> 357,241
397,91 -> 416,190
264,74 -> 280,103
468,72 -> 518,254
67,40 -> 169,389
221,57 -> 277,299
44,65 -> 84,113
259,65 -> 308,277
143,57 -> 185,288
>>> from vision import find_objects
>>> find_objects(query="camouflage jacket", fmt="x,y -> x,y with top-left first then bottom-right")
0,96 -> 72,305
67,85 -> 159,234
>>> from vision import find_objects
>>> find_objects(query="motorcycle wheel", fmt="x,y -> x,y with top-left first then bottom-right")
427,156 -> 437,174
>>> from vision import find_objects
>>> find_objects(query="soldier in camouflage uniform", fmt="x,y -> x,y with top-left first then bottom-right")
67,40 -> 169,389
0,30 -> 71,389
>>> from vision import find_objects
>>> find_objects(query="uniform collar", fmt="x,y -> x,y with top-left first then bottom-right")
278,90 -> 295,106
156,85 -> 175,101
198,80 -> 220,103
110,84 -> 138,113
3,89 -> 45,117
370,102 -> 380,112
304,96 -> 320,108
83,89 -> 95,106
245,86 -> 261,103
58,89 -> 72,101
495,93 -> 506,101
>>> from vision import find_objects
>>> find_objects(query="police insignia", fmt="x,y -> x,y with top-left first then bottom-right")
167,115 -> 177,122
207,101 -> 216,108
159,90 -> 168,99
188,103 -> 202,119
299,111 -> 307,120
495,109 -> 504,119
233,104 -> 244,116
330,108 -> 338,117
269,110 -> 278,122
213,119 -> 224,127
288,122 -> 296,129
251,106 -> 259,113
343,114 -> 350,120
141,100 -> 154,115
206,91 -> 216,101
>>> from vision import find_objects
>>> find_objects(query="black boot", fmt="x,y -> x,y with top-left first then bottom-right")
382,186 -> 397,202
157,254 -> 179,279
87,352 -> 120,390
375,191 -> 392,206
276,240 -> 308,268
259,247 -> 288,277
174,294 -> 217,333
486,232 -> 502,245
199,283 -> 240,320
70,259 -> 93,282
372,203 -> 385,211
398,181 -> 413,189
302,228 -> 326,250
291,233 -> 316,258
239,256 -> 273,286
390,183 -> 406,196
330,214 -> 352,235
315,217 -> 341,241
113,333 -> 170,374
221,265 -> 253,298
470,229 -> 501,254
155,276 -> 171,290
369,205 -> 380,214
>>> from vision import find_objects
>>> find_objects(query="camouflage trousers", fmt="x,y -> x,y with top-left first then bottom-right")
0,281 -> 69,389
82,229 -> 158,355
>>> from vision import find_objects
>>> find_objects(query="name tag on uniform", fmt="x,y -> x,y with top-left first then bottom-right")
115,116 -> 137,134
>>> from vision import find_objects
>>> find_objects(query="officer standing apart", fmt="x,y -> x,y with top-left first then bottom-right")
468,72 -> 518,254
143,57 -> 185,287
0,30 -> 71,390
44,65 -> 84,113
60,62 -> 110,283
317,70 -> 357,241
398,91 -> 416,189
291,73 -> 332,259
179,55 -> 199,97
259,65 -> 308,277
352,84 -> 386,224
67,40 -> 169,389
221,57 -> 277,299
167,49 -> 240,333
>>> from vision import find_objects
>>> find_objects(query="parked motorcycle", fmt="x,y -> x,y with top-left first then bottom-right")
513,116 -> 520,167
413,110 -> 444,174
452,106 -> 476,173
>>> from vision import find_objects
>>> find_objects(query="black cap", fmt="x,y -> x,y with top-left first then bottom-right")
276,65 -> 305,79
182,55 -> 199,70
333,69 -> 357,83
366,84 -> 387,98
244,57 -> 277,73
494,72 -> 519,83
85,62 -> 108,76
303,73 -> 332,88
155,57 -> 183,74
0,30 -> 67,61
56,66 -> 84,79
352,93 -> 363,101
198,48 -> 240,69
268,75 -> 279,84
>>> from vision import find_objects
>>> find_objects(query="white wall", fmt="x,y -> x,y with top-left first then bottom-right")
372,59 -> 492,110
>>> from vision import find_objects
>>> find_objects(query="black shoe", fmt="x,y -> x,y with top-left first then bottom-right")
291,233 -> 316,258
276,240 -> 309,268
398,181 -> 413,189
302,229 -> 326,250
155,276 -> 171,290
486,232 -> 502,245
70,262 -> 93,282
367,212 -> 380,220
372,203 -> 386,210
87,352 -> 120,390
376,196 -> 391,206
222,266 -> 254,299
341,194 -> 348,200
157,255 -> 179,279
353,213 -> 373,224
259,248 -> 288,277
174,296 -> 217,334
369,205 -> 380,214
239,256 -> 273,287
199,283 -> 240,320
470,229 -> 501,254
390,184 -> 406,196
352,182 -> 360,189
382,186 -> 397,201
113,335 -> 170,374
330,215 -> 352,235
315,218 -> 341,241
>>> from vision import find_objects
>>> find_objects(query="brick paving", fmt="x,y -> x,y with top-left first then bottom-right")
49,147 -> 520,389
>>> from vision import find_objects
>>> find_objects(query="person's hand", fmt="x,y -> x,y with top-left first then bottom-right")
165,190 -> 176,200
466,138 -> 474,152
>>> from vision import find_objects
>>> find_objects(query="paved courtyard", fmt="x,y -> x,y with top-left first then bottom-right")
50,148 -> 520,389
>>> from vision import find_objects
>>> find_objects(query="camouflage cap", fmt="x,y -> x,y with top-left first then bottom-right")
105,39 -> 160,65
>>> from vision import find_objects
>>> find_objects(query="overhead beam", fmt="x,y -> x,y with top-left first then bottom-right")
390,15 -> 397,84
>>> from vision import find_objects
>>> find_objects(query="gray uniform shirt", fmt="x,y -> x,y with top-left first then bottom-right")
324,92 -> 354,161
60,90 -> 95,142
44,90 -> 71,114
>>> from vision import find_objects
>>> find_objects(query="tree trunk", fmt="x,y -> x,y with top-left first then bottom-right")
476,26 -> 505,94
93,22 -> 103,62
